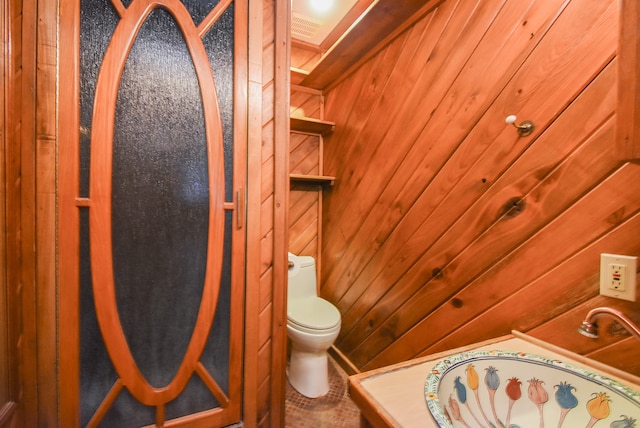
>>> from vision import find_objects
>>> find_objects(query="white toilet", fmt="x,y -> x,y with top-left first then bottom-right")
286,252 -> 341,398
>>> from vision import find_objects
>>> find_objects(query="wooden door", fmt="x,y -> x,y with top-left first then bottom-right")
58,0 -> 247,426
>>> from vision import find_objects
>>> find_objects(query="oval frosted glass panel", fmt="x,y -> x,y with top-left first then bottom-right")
119,0 -> 225,25
111,8 -> 209,388
201,3 -> 234,201
79,1 -> 119,197
79,1 -> 142,424
166,212 -> 233,417
186,0 -> 225,28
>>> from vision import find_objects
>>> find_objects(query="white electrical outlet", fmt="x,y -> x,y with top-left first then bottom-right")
599,253 -> 637,301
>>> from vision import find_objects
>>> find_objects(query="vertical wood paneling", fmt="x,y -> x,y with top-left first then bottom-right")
20,0 -> 38,421
56,0 -> 81,422
1,0 -> 57,423
19,9 -> 38,423
270,0 -> 290,423
247,0 -> 290,425
0,0 -> 7,407
4,0 -> 40,425
247,0 -> 278,426
0,1 -> 17,424
246,21 -> 266,422
35,0 -> 58,424
323,0 -> 640,375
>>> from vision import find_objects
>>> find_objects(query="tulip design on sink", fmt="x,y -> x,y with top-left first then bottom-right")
555,381 -> 579,426
425,350 -> 640,428
527,377 -> 548,427
504,377 -> 522,428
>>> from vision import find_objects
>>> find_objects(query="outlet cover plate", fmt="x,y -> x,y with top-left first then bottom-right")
600,253 -> 637,301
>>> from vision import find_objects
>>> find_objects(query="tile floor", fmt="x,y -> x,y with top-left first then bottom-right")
285,357 -> 361,427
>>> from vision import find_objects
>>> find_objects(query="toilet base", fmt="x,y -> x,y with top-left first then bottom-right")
287,348 -> 329,398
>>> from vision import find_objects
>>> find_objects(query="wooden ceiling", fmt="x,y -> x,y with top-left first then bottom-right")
294,0 -> 444,89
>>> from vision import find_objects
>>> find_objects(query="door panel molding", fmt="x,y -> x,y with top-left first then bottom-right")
88,0 -> 227,409
58,0 -> 246,425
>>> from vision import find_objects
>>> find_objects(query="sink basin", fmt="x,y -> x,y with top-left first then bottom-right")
425,349 -> 640,428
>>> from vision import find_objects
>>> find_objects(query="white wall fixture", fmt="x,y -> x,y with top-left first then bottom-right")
505,114 -> 535,137
599,253 -> 638,301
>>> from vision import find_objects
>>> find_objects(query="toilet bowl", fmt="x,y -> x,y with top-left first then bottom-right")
287,253 -> 341,398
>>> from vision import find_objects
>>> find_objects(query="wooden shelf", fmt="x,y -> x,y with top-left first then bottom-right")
290,67 -> 309,85
290,174 -> 335,186
290,116 -> 335,136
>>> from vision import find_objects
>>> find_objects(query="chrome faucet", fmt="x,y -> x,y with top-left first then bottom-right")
578,307 -> 640,341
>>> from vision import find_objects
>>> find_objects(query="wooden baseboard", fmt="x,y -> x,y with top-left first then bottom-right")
329,345 -> 360,376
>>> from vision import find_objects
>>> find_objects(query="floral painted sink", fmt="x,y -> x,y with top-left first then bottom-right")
425,350 -> 640,428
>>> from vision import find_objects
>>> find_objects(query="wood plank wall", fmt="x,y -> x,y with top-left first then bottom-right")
0,3 -> 7,419
321,0 -> 640,375
289,132 -> 321,257
4,0 -> 49,425
35,0 -> 57,424
1,1 -> 20,425
288,87 -> 325,261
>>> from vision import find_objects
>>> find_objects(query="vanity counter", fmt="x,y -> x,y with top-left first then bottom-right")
348,331 -> 640,427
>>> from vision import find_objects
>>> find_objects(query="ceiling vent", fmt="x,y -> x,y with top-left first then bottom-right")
291,13 -> 323,40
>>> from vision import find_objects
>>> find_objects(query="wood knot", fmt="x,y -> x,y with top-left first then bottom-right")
451,298 -> 463,308
499,197 -> 526,219
607,320 -> 632,337
431,268 -> 443,279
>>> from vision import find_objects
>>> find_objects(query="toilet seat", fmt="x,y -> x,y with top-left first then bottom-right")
287,297 -> 340,332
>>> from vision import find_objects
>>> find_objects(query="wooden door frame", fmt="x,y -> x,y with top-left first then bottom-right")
272,0 -> 291,425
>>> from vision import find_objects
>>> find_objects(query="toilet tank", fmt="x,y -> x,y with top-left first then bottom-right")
288,253 -> 318,299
